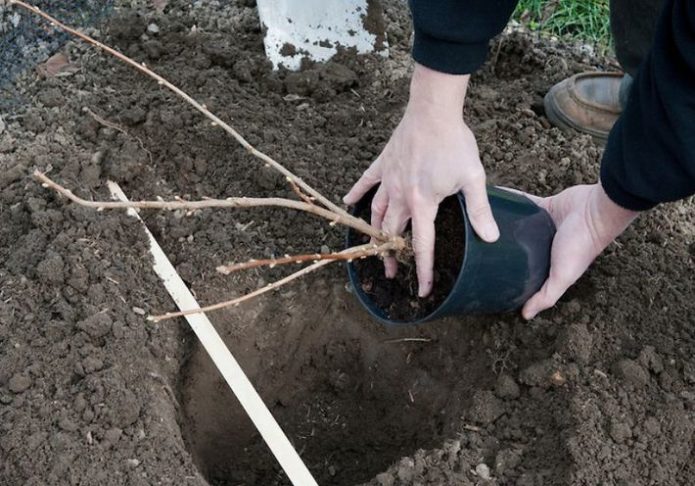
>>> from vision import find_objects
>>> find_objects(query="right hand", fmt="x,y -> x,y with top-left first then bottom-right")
521,183 -> 639,319
344,63 -> 499,298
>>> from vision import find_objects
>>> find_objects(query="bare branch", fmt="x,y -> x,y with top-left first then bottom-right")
151,242 -> 388,322
34,170 -> 387,241
285,176 -> 315,206
216,241 -> 395,274
149,259 -> 333,322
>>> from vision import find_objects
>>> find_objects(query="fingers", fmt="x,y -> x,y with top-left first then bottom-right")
381,201 -> 411,279
521,267 -> 575,320
369,184 -> 389,231
463,177 -> 500,243
343,160 -> 382,206
411,201 -> 438,297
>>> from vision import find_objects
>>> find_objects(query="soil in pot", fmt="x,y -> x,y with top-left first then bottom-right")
348,194 -> 465,322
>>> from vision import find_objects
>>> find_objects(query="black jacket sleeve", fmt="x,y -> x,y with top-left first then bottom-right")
408,0 -> 519,74
601,0 -> 695,210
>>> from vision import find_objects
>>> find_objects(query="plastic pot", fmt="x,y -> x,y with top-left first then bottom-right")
346,186 -> 556,325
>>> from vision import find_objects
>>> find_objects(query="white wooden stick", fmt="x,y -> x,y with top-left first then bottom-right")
107,181 -> 318,486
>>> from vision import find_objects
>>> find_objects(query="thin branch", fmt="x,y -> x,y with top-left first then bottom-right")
216,242 -> 395,274
149,259 -> 333,322
152,242 -> 382,322
286,176 -> 315,206
34,170 -> 386,241
10,1 -> 376,234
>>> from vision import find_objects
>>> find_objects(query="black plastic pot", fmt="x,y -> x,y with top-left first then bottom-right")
346,186 -> 556,325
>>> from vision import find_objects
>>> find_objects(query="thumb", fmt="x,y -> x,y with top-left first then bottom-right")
522,268 -> 573,320
344,160 -> 382,206
463,179 -> 500,243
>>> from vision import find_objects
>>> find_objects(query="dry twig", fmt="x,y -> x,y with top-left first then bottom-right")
34,170 -> 382,240
149,245 -> 377,322
216,244 -> 391,274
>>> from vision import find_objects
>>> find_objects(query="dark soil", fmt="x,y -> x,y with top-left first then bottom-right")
349,193 -> 465,322
1,1 -> 693,486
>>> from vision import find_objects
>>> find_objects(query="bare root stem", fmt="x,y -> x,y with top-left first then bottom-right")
34,170 -> 392,243
150,258 -> 329,322
216,242 -> 397,274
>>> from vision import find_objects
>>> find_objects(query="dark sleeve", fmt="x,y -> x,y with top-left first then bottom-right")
601,0 -> 695,210
408,0 -> 519,74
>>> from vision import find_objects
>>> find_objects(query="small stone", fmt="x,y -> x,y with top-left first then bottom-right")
475,463 -> 491,480
550,370 -> 566,386
613,359 -> 649,387
126,458 -> 140,469
147,23 -> 160,34
328,465 -> 336,476
132,307 -> 146,316
0,116 -> 5,134
8,373 -> 31,393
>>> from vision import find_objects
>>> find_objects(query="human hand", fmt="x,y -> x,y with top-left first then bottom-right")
343,63 -> 499,297
522,183 -> 639,319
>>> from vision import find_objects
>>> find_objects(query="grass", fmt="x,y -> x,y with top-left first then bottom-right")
513,0 -> 611,52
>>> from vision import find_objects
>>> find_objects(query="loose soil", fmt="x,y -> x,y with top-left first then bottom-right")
349,191 -> 465,322
1,1 -> 693,486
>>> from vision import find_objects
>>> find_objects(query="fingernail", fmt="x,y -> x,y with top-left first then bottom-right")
484,225 -> 500,242
523,309 -> 536,320
418,283 -> 432,298
385,267 -> 396,279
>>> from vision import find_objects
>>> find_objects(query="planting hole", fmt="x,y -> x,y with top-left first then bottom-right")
180,273 -> 493,485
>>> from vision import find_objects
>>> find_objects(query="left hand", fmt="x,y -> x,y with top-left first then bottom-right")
522,183 -> 640,319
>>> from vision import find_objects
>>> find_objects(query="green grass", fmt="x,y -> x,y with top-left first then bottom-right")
513,0 -> 611,52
